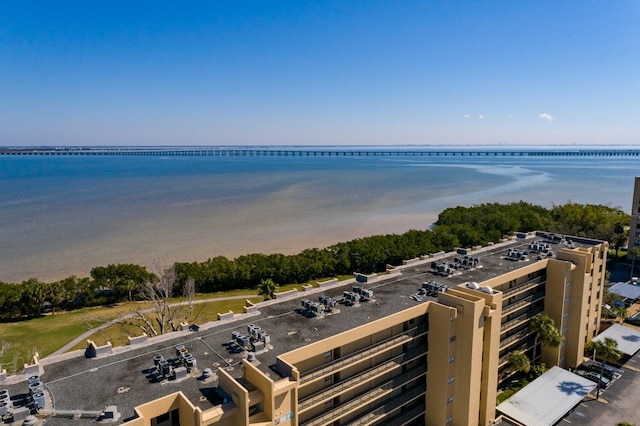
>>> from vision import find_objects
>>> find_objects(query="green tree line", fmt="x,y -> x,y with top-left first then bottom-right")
0,201 -> 628,320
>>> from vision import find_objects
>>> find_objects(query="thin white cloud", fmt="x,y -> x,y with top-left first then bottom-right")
464,114 -> 471,118
477,114 -> 484,119
539,113 -> 554,122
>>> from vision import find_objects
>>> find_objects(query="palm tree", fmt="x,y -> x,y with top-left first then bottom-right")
586,337 -> 622,364
257,278 -> 279,300
585,337 -> 622,399
501,351 -> 531,382
630,247 -> 640,281
529,313 -> 563,364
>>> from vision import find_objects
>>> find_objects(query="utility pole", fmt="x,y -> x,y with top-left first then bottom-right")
593,349 -> 603,401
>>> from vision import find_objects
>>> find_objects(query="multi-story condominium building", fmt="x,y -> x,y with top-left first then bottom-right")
1,232 -> 608,426
629,176 -> 640,252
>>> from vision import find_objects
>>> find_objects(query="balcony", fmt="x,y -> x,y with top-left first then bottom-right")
344,384 -> 425,426
380,403 -> 426,426
500,306 -> 544,334
300,366 -> 426,426
501,291 -> 545,316
300,326 -> 427,385
299,346 -> 426,413
502,276 -> 544,298
500,328 -> 534,350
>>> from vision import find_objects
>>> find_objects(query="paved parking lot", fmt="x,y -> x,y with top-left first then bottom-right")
561,351 -> 640,425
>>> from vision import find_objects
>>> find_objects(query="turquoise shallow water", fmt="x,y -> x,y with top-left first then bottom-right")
1,152 -> 638,282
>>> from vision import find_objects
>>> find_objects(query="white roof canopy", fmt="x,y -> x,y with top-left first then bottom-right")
496,366 -> 596,426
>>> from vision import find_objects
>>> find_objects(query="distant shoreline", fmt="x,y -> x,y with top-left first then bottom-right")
3,146 -> 640,157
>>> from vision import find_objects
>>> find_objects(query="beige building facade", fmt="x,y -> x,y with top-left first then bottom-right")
114,235 -> 608,426
629,176 -> 640,252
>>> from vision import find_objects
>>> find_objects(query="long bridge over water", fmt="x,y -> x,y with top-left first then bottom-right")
2,147 -> 640,157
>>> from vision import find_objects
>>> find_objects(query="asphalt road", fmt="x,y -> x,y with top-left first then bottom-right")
561,349 -> 640,425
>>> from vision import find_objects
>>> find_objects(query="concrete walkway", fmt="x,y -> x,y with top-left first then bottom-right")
48,294 -> 257,357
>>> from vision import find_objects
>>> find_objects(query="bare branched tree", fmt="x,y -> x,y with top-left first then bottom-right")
0,340 -> 12,359
183,277 -> 196,317
122,266 -> 196,337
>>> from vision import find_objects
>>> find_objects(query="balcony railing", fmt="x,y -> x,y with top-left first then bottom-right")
501,291 -> 545,316
301,366 -> 426,426
500,329 -> 535,350
502,276 -> 544,298
300,326 -> 427,385
500,306 -> 545,333
345,384 -> 425,426
299,347 -> 426,412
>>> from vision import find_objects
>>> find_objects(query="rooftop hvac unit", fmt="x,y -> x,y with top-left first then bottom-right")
252,327 -> 261,338
262,334 -> 271,344
252,341 -> 264,352
247,352 -> 256,362
159,361 -> 171,376
0,389 -> 8,398
240,335 -> 251,348
174,366 -> 188,380
153,355 -> 164,366
32,392 -> 46,409
247,324 -> 255,334
175,345 -> 186,356
0,402 -> 8,417
28,381 -> 42,393
27,375 -> 40,385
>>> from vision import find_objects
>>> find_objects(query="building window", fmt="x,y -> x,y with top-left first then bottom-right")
152,409 -> 180,426
324,351 -> 331,358
448,377 -> 455,383
450,335 -> 456,342
448,397 -> 454,403
449,356 -> 455,363
563,312 -> 569,318
446,417 -> 453,424
562,327 -> 569,334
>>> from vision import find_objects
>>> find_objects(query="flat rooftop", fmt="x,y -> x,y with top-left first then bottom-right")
496,366 -> 596,426
2,232 -> 603,425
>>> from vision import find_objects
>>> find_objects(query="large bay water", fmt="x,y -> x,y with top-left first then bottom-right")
1,150 -> 638,282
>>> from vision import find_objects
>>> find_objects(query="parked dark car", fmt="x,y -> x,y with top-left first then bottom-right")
580,360 -> 622,380
576,369 -> 610,388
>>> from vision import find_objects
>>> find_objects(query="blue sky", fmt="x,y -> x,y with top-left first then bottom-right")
1,1 -> 639,146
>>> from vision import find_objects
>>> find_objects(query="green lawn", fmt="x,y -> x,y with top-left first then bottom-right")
0,276 -> 345,374
69,297 -> 262,351
0,305 -> 126,373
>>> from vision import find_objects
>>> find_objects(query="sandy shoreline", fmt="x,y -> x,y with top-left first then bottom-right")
0,211 -> 438,283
